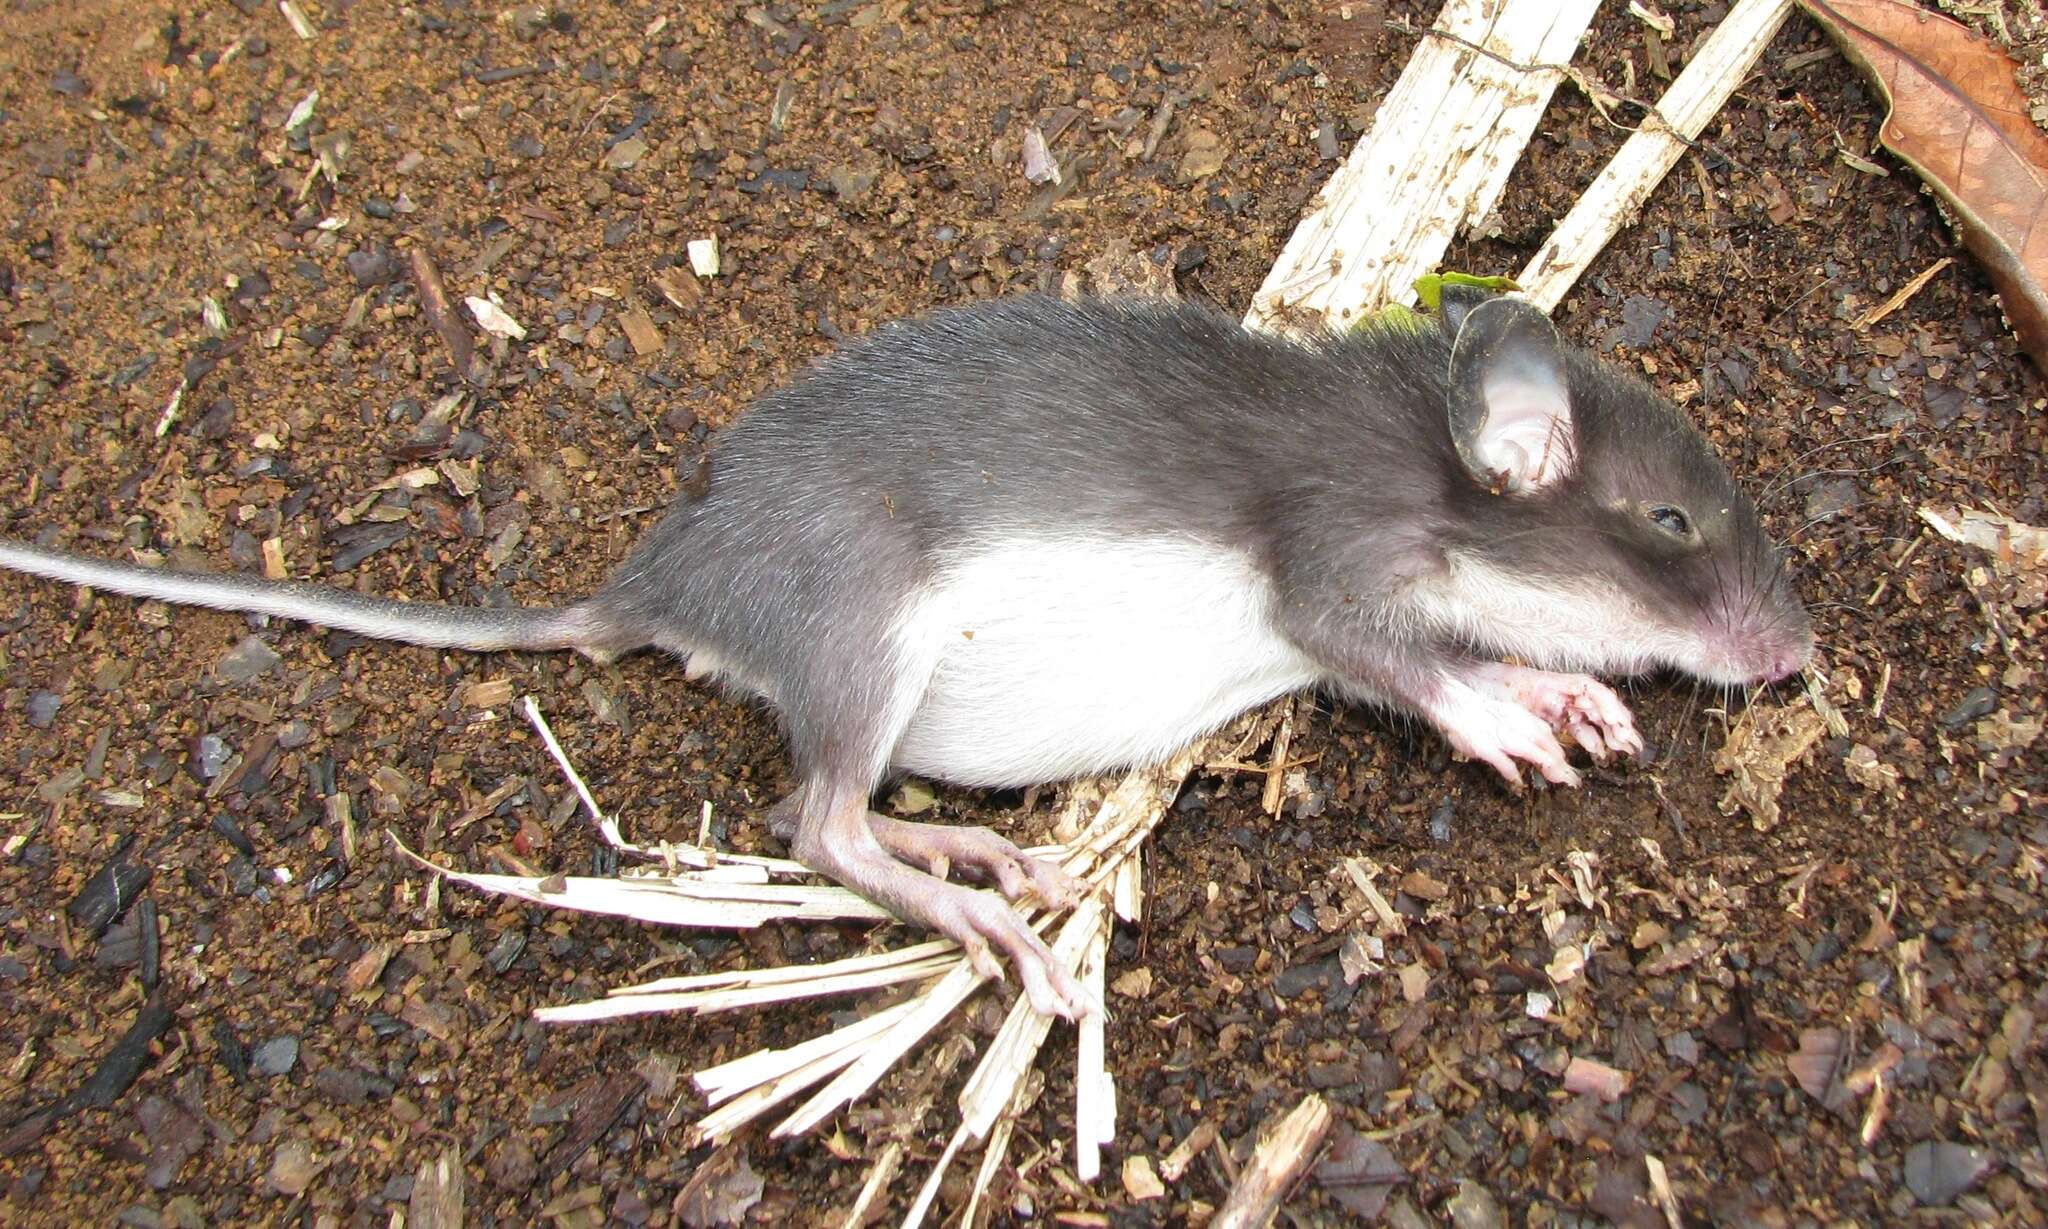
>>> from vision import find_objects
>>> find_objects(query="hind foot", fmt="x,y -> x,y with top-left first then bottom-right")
792,804 -> 1094,1019
865,815 -> 1084,910
766,794 -> 1084,908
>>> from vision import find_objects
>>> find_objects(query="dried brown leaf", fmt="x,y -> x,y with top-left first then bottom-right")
1714,701 -> 1826,829
1800,0 -> 2048,365
1787,1027 -> 1844,1100
673,1145 -> 763,1227
1312,1124 -> 1408,1219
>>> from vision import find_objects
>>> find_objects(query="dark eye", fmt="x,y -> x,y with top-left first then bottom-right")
1647,504 -> 1693,538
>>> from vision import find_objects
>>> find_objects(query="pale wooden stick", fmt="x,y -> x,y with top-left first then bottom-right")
1073,920 -> 1113,1181
1210,1095 -> 1335,1229
773,963 -> 988,1138
1111,856 -> 1143,925
607,939 -> 956,997
1517,0 -> 1796,310
519,696 -> 805,874
533,953 -> 957,1023
957,901 -> 1105,1140
395,841 -> 892,928
840,1143 -> 906,1229
901,1121 -> 974,1229
1245,0 -> 1602,332
690,1001 -> 926,1141
695,998 -> 922,1103
957,1073 -> 1039,1229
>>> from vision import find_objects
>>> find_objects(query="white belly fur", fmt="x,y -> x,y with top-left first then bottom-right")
890,536 -> 1322,786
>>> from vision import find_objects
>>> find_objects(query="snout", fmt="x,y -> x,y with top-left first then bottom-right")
1761,642 -> 1810,684
1698,619 -> 1814,687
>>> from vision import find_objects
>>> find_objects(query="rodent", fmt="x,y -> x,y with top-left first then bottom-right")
0,291 -> 1814,1019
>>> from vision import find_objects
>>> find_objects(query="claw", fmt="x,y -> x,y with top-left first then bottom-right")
1446,663 -> 1642,782
866,814 -> 1083,909
792,798 -> 1097,1021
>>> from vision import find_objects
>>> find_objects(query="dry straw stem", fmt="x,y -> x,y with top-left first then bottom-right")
1517,0 -> 1796,309
392,839 -> 891,929
1245,0 -> 1602,332
1210,1095 -> 1335,1229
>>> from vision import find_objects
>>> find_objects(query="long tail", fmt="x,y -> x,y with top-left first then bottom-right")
0,538 -> 597,652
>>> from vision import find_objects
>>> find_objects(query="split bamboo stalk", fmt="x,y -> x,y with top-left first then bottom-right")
1245,0 -> 1602,332
1518,0 -> 1796,309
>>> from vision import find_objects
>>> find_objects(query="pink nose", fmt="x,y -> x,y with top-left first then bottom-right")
1763,642 -> 1813,683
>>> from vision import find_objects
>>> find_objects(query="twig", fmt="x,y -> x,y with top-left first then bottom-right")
518,696 -> 801,873
1517,0 -> 1795,311
1247,0 -> 1603,331
407,246 -> 479,384
521,695 -> 620,838
1260,698 -> 1297,816
1210,1095 -> 1333,1229
1854,256 -> 1953,329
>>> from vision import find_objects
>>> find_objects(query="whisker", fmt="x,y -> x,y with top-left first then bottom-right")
1779,512 -> 1845,547
1757,430 -> 1923,504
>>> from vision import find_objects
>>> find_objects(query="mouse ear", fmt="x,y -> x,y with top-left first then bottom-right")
1446,297 -> 1576,494
1435,282 -> 1496,336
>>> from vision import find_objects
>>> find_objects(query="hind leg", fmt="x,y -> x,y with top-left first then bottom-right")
782,782 -> 1092,1019
864,815 -> 1084,909
768,796 -> 1081,908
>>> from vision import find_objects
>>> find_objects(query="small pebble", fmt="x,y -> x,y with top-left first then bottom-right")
193,734 -> 233,779
252,1035 -> 299,1077
1428,797 -> 1456,843
1904,1141 -> 1993,1207
1939,687 -> 1998,730
26,690 -> 60,728
214,636 -> 282,685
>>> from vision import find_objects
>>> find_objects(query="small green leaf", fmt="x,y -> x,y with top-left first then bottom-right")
1413,271 -> 1521,312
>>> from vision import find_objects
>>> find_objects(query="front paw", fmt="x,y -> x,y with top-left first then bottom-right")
1464,663 -> 1643,762
1432,682 -> 1581,789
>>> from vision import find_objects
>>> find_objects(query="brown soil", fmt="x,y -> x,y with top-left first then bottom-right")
1,2 -> 2044,1226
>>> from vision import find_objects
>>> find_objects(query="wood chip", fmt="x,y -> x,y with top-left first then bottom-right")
465,295 -> 527,340
408,1144 -> 465,1229
1021,125 -> 1061,184
619,304 -> 664,355
687,237 -> 721,277
1562,1055 -> 1632,1102
463,679 -> 516,709
1122,1155 -> 1166,1200
652,269 -> 702,310
1211,1095 -> 1333,1229
341,942 -> 395,994
278,0 -> 317,39
1160,1120 -> 1218,1181
408,248 -> 478,383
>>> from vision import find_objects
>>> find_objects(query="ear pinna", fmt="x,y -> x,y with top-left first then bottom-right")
1445,297 -> 1577,495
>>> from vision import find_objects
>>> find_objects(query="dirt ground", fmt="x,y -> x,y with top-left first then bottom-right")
1,1 -> 2045,1225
